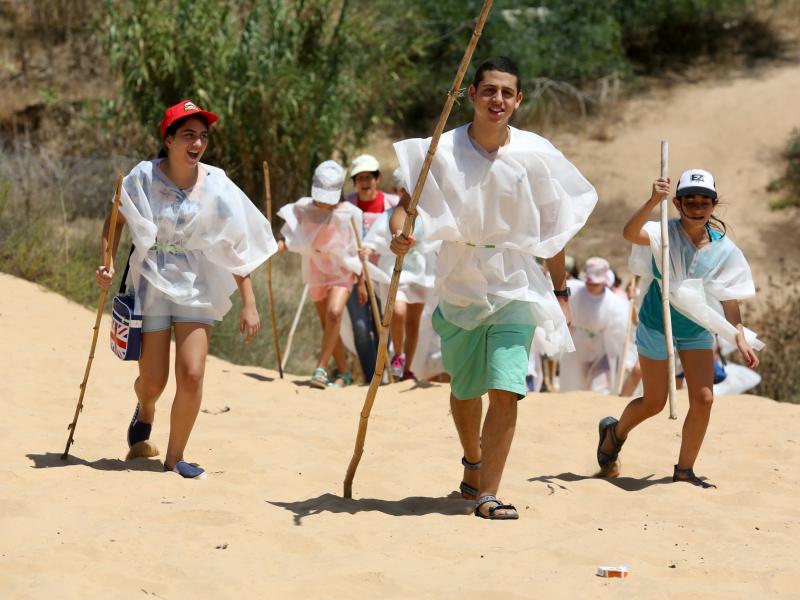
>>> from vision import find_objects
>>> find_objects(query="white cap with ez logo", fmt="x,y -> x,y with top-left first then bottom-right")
676,168 -> 717,200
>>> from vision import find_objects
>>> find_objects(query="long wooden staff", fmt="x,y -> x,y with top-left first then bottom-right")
62,175 -> 123,459
343,0 -> 494,498
281,284 -> 308,373
615,276 -> 638,395
263,161 -> 284,378
350,217 -> 394,385
660,141 -> 678,419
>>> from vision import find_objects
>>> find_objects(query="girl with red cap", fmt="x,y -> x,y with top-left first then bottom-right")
95,100 -> 277,479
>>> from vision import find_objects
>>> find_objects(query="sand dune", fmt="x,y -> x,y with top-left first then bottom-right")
1,272 -> 799,599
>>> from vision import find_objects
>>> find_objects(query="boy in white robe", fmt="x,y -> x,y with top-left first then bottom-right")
390,57 -> 597,519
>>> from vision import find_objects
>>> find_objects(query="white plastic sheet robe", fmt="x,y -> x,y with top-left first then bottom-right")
394,124 -> 598,354
361,209 -> 440,305
629,220 -> 765,351
277,198 -> 363,289
119,160 -> 277,321
558,281 -> 631,394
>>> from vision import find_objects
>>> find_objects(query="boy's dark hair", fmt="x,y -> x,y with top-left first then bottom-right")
157,114 -> 209,159
472,56 -> 522,92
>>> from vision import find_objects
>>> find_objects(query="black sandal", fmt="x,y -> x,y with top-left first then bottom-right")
474,495 -> 519,520
597,416 -> 625,473
673,465 -> 716,489
459,456 -> 481,500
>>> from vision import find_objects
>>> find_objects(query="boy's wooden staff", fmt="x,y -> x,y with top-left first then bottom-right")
343,0 -> 494,498
350,217 -> 394,384
615,276 -> 639,395
62,175 -> 123,459
281,284 -> 308,373
263,161 -> 284,378
660,141 -> 678,419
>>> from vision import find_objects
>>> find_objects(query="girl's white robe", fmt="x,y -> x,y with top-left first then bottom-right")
119,160 -> 277,321
277,198 -> 363,288
361,209 -> 439,305
394,124 -> 597,354
629,220 -> 764,351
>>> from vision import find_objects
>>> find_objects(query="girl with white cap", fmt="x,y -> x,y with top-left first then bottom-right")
95,100 -> 277,479
277,160 -> 367,388
597,168 -> 763,488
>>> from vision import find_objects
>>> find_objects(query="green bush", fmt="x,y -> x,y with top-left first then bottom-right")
101,0 -> 413,203
750,267 -> 800,403
769,128 -> 800,210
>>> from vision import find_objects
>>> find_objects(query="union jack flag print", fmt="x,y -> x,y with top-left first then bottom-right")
110,319 -> 129,358
111,293 -> 142,361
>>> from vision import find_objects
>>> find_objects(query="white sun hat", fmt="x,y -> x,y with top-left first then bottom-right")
350,154 -> 381,177
310,160 -> 345,205
676,168 -> 717,200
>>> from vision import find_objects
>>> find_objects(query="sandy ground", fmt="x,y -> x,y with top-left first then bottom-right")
1,272 -> 799,599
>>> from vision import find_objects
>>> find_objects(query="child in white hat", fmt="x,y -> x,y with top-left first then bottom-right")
597,168 -> 763,487
277,160 -> 367,388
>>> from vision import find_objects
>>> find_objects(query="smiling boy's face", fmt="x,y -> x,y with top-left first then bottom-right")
468,70 -> 522,126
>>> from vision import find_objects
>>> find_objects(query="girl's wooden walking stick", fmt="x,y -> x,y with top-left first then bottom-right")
659,141 -> 678,419
350,217 -> 394,385
343,0 -> 494,498
263,161 -> 284,378
281,284 -> 308,373
62,175 -> 123,459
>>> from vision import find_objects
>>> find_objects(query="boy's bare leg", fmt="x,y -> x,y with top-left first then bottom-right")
450,393 -> 482,495
476,389 -> 518,517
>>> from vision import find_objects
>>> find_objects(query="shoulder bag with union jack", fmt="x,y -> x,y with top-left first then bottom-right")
110,245 -> 142,361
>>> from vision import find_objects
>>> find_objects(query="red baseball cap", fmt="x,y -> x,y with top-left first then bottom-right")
160,100 -> 219,139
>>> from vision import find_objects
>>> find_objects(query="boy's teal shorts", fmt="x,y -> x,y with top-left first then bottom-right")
432,306 -> 535,400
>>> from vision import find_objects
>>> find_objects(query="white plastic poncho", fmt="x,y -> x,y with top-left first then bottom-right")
558,281 -> 630,394
119,160 -> 277,320
361,209 -> 440,305
394,124 -> 598,354
277,198 -> 363,288
629,220 -> 764,351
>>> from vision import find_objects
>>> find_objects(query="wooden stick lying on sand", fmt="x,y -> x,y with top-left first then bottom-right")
62,175 -> 123,459
281,284 -> 308,373
350,217 -> 393,385
343,0 -> 495,498
660,141 -> 678,419
263,161 -> 284,378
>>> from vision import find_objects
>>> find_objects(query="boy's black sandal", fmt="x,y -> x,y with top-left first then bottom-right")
459,456 -> 481,500
474,495 -> 519,520
673,465 -> 716,489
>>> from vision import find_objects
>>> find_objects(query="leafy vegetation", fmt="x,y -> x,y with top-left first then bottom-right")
768,129 -> 800,209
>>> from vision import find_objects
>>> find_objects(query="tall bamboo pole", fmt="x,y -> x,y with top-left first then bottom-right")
343,0 -> 494,498
62,175 -> 123,459
263,161 -> 284,378
281,284 -> 308,373
350,217 -> 394,384
660,141 -> 678,419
